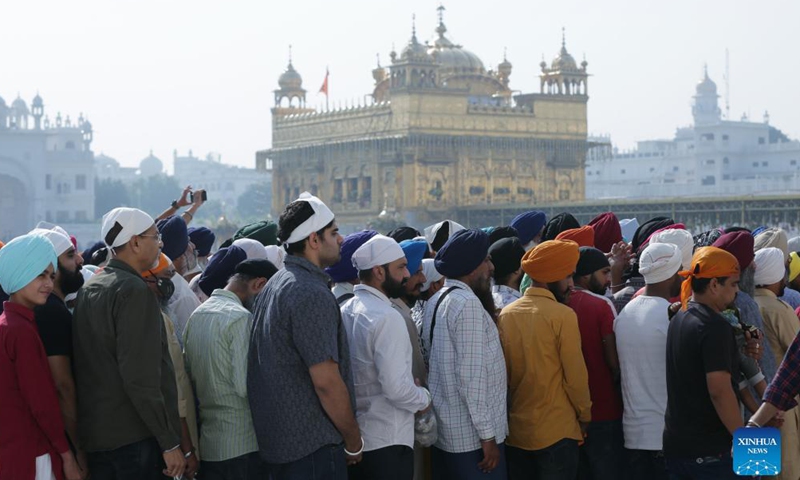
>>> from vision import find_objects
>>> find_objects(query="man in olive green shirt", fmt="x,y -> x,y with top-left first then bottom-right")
73,207 -> 185,479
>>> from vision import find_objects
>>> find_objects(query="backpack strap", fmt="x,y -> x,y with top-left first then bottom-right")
429,287 -> 462,346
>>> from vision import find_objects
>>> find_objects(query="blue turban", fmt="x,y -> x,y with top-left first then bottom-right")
511,211 -> 547,246
434,229 -> 490,278
188,227 -> 216,257
81,241 -> 106,264
0,233 -> 58,294
157,215 -> 189,262
399,239 -> 428,275
752,226 -> 767,237
198,245 -> 247,296
325,230 -> 378,283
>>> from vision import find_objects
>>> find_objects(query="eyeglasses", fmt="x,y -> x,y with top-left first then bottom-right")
139,233 -> 162,243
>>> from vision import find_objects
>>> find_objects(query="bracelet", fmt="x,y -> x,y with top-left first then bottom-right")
183,211 -> 194,220
183,450 -> 194,458
480,436 -> 496,444
746,419 -> 762,428
344,437 -> 364,456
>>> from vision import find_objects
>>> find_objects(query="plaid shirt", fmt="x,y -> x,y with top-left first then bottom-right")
613,277 -> 646,314
421,279 -> 508,453
763,331 -> 800,411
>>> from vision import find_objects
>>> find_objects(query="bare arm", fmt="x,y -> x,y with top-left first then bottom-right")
707,371 -> 744,434
155,186 -> 192,222
309,360 -> 362,454
738,386 -> 760,416
601,333 -> 621,383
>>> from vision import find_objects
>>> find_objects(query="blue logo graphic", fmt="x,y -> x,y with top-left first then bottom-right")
733,427 -> 781,476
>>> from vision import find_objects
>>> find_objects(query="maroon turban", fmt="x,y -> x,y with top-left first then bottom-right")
712,231 -> 755,270
588,212 -> 622,253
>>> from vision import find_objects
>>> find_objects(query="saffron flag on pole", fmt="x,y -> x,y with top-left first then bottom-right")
319,68 -> 329,96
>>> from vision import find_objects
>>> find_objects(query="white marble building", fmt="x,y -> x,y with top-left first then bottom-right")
586,68 -> 800,199
172,150 -> 269,210
0,93 -> 95,241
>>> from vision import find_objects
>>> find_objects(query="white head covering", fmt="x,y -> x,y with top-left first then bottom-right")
639,242 -> 682,285
29,226 -> 72,256
351,234 -> 405,271
232,238 -> 268,260
424,220 -> 465,247
619,218 -> 639,243
283,192 -> 335,245
788,236 -> 800,255
421,258 -> 443,292
754,247 -> 786,286
650,229 -> 694,271
101,207 -> 155,248
264,245 -> 286,270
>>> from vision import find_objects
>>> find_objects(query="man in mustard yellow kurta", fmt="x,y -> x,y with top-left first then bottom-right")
498,239 -> 591,480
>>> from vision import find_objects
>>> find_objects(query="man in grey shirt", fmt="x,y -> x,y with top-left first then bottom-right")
248,192 -> 362,480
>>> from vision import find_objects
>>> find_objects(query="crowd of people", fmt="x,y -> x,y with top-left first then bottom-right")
3,187 -> 800,480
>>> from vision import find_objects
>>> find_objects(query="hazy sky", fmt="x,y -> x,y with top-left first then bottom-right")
2,0 -> 798,171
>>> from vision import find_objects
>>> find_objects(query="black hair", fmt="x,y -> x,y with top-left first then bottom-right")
691,276 -> 730,294
278,201 -> 334,255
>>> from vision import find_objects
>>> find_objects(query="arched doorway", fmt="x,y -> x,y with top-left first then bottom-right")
0,174 -> 31,241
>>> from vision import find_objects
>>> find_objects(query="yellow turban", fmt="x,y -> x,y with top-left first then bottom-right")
790,252 -> 800,282
555,226 -> 595,248
522,240 -> 580,284
679,246 -> 740,310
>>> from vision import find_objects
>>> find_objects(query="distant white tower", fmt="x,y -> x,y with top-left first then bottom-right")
692,65 -> 721,126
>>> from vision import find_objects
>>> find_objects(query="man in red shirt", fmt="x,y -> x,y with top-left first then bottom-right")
567,246 -> 623,480
0,233 -> 84,480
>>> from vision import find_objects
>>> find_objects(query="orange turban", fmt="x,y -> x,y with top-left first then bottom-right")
142,253 -> 172,277
522,240 -> 580,284
555,226 -> 595,248
679,246 -> 740,309
0,240 -> 4,250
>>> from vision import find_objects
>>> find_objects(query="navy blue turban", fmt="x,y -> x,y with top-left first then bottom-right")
325,230 -> 378,283
434,229 -> 490,278
198,245 -> 247,296
188,226 -> 216,257
157,215 -> 189,262
511,211 -> 547,246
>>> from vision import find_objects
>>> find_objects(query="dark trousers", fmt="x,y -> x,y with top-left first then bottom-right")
200,452 -> 266,480
431,444 -> 507,480
267,444 -> 348,480
507,439 -> 579,480
88,437 -> 164,480
625,449 -> 668,480
578,420 -> 624,480
666,454 -> 737,480
348,445 -> 414,480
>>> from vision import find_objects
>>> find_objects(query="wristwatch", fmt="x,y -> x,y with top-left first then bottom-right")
171,200 -> 179,209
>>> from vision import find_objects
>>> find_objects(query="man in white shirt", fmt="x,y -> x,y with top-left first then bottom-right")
613,243 -> 683,480
341,235 -> 432,480
326,230 -> 378,305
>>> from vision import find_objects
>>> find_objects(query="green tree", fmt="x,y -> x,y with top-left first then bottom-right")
237,180 -> 272,223
94,178 -> 131,219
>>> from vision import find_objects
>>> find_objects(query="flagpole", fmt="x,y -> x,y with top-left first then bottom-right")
326,66 -> 329,111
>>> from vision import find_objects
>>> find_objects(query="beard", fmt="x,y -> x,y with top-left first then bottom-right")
58,263 -> 84,295
548,282 -> 571,304
738,264 -> 756,297
243,295 -> 256,311
382,274 -> 408,299
587,275 -> 607,296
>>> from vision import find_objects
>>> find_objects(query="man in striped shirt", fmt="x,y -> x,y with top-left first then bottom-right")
183,259 -> 278,480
